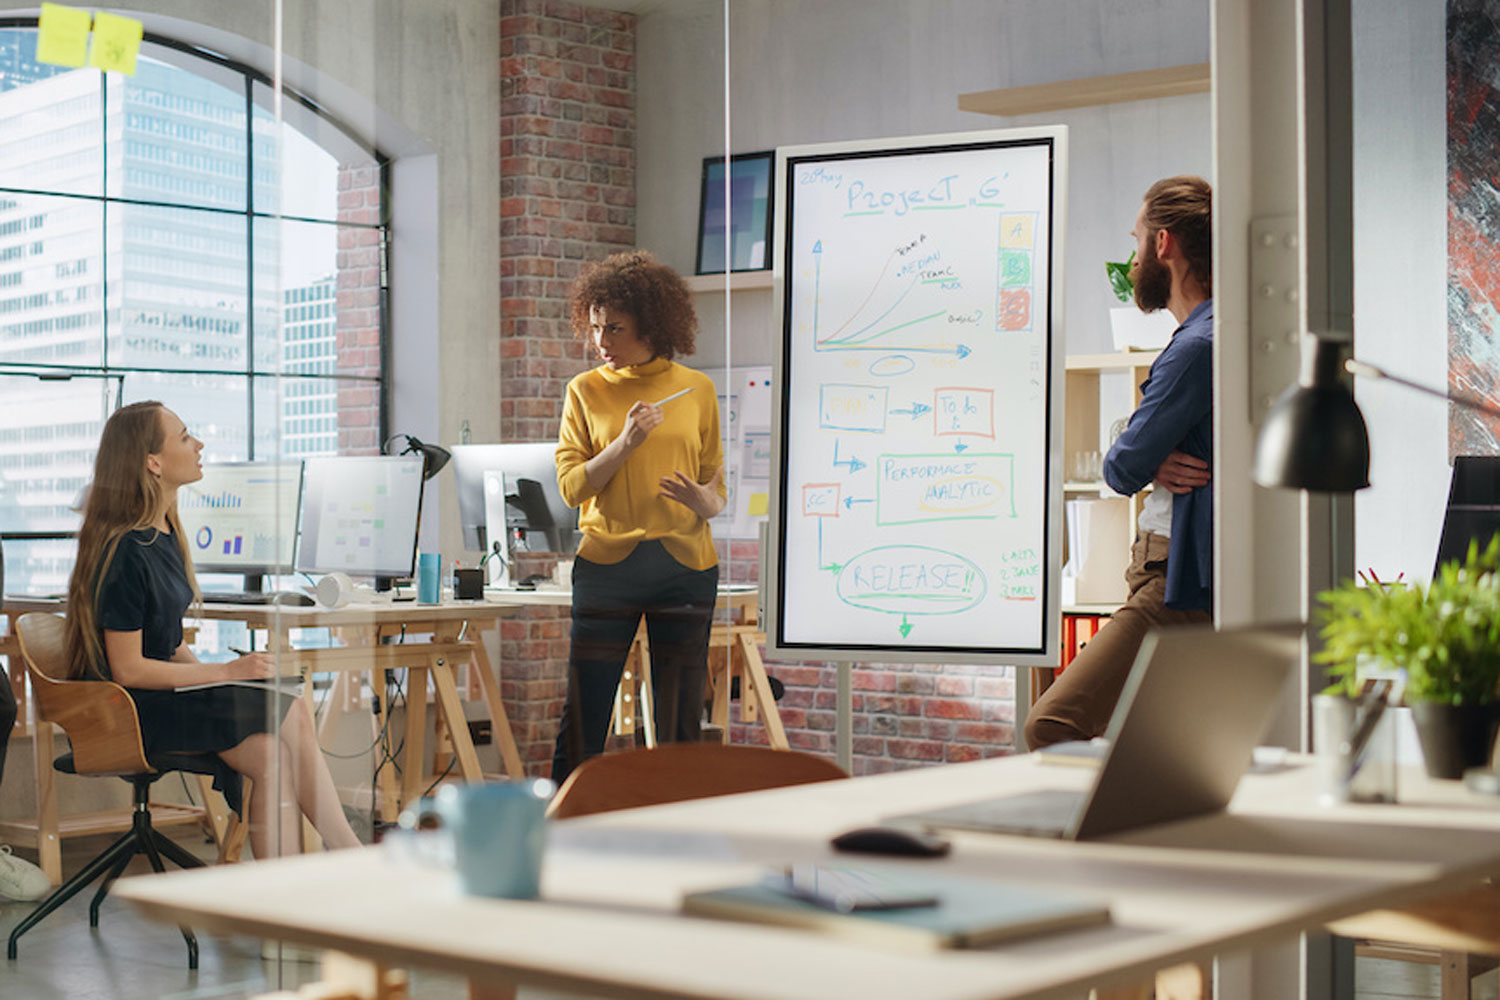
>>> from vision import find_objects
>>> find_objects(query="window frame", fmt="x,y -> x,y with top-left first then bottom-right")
0,17 -> 391,487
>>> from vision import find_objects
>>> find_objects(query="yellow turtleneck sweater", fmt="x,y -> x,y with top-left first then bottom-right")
556,357 -> 724,569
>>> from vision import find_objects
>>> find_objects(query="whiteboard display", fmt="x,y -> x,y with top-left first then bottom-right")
768,127 -> 1065,663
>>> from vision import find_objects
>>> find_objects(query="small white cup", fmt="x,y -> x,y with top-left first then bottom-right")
316,571 -> 354,608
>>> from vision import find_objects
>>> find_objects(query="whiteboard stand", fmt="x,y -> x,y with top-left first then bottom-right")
835,661 -> 852,773
1012,664 -> 1031,752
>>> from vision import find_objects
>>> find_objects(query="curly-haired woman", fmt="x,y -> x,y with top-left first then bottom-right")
551,250 -> 725,782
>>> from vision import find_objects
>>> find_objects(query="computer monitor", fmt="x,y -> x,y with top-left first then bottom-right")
178,461 -> 303,591
1435,455 -> 1500,573
449,443 -> 578,554
296,455 -> 426,582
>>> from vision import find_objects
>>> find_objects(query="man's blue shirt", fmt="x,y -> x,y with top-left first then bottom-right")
1102,299 -> 1213,611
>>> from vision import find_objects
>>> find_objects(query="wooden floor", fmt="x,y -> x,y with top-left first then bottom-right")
0,825 -> 1492,1000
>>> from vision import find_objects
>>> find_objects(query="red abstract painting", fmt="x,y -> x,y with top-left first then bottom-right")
1448,1 -> 1500,456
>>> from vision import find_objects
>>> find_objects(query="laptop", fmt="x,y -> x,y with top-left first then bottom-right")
887,624 -> 1299,840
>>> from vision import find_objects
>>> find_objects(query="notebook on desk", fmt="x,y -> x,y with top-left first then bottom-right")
887,624 -> 1298,841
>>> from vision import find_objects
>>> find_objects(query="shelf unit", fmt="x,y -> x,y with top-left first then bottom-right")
1062,350 -> 1159,607
683,271 -> 773,294
958,63 -> 1210,118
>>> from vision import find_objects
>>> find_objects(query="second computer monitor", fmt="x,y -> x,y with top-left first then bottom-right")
450,442 -> 578,554
1435,455 -> 1500,573
296,455 -> 426,580
178,461 -> 303,586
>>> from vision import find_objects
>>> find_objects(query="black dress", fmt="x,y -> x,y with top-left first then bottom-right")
94,527 -> 293,812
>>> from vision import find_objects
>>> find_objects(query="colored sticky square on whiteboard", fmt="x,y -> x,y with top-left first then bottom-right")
747,493 -> 768,517
997,212 -> 1037,250
88,11 -> 144,75
36,3 -> 91,68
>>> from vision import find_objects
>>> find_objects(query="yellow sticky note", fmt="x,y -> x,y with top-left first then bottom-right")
36,3 -> 90,68
88,11 -> 144,75
748,493 -> 768,517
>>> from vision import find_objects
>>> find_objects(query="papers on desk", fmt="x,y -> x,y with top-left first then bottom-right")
1035,738 -> 1108,767
174,676 -> 305,694
683,866 -> 1110,951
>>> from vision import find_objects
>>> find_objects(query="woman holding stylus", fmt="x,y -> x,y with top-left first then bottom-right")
551,250 -> 725,782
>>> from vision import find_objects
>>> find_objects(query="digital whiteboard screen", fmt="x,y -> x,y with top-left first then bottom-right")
770,127 -> 1065,664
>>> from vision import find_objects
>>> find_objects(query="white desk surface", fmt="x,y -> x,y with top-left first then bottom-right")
5,585 -> 757,621
115,753 -> 1500,1000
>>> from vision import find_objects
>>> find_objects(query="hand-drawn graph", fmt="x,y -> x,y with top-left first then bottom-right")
771,128 -> 1064,664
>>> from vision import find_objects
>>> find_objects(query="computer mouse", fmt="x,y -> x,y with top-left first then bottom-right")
829,825 -> 951,857
271,591 -> 315,606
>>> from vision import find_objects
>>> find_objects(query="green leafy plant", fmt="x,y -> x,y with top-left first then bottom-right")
1314,534 -> 1500,706
1105,251 -> 1135,304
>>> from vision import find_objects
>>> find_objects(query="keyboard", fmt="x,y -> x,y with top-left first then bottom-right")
203,590 -> 315,607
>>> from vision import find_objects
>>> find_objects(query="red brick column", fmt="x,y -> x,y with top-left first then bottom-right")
335,162 -> 382,455
500,0 -> 636,774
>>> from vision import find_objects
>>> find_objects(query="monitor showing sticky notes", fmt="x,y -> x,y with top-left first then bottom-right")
36,3 -> 90,68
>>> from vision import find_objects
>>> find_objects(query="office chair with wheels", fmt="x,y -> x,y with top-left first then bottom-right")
5,613 -> 241,969
547,742 -> 847,820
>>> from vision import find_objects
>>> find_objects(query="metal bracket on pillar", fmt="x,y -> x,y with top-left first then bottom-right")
1248,214 -> 1303,423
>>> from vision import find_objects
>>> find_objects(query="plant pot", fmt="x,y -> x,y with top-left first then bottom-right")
1108,307 -> 1178,352
1410,702 -> 1500,780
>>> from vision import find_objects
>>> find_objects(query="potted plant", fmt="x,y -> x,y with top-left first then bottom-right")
1104,252 -> 1176,352
1315,535 -> 1500,779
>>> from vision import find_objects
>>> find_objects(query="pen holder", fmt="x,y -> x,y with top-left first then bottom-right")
453,568 -> 484,600
1312,693 -> 1397,804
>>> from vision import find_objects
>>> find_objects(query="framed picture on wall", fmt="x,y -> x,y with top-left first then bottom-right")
695,150 -> 774,274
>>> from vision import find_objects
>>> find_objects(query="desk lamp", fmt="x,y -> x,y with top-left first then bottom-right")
384,433 -> 451,481
1253,337 -> 1500,492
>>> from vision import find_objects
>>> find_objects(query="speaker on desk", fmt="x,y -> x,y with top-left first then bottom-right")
315,572 -> 355,609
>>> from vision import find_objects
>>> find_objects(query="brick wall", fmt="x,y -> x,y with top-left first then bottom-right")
500,0 -> 636,443
499,0 -> 637,774
335,162 -> 382,455
727,658 -> 1016,776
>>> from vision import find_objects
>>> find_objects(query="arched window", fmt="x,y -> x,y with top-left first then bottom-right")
0,23 -> 388,594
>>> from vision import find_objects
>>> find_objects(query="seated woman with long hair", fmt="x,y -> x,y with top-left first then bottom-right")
64,401 -> 359,858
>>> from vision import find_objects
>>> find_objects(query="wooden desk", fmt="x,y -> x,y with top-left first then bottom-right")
115,754 -> 1500,1000
0,594 -> 528,878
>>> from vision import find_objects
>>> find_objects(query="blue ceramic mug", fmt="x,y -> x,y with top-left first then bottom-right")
415,779 -> 555,899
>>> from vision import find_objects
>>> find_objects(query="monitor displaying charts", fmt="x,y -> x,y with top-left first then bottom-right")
296,455 -> 425,579
178,461 -> 303,575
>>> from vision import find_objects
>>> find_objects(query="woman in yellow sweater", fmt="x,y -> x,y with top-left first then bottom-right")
552,250 -> 726,781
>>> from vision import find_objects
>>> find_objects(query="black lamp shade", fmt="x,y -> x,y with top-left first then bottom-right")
1252,379 -> 1371,491
387,434 -> 452,481
412,440 -> 452,480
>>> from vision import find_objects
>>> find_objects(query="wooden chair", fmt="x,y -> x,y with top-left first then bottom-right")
547,742 -> 847,820
5,612 -> 240,969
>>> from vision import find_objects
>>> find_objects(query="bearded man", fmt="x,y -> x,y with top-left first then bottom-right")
1025,175 -> 1215,749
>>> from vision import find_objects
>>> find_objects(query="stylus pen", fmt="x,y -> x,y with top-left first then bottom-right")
652,386 -> 695,407
229,647 -> 253,656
